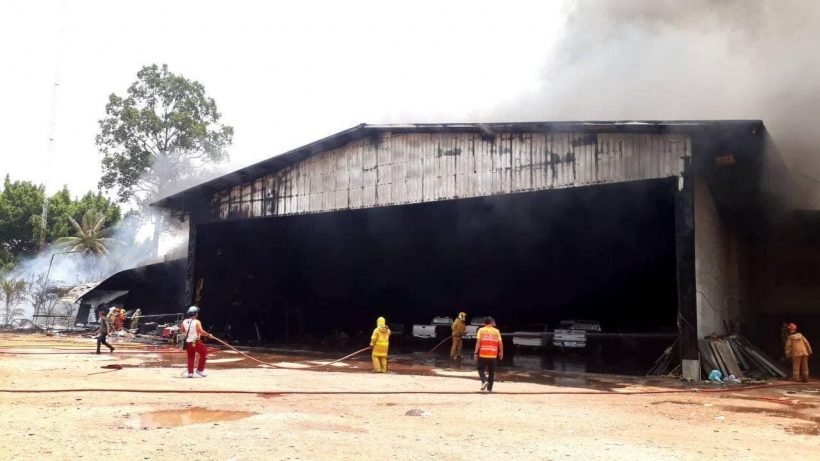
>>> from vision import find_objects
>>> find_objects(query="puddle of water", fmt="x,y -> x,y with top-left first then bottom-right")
128,407 -> 255,429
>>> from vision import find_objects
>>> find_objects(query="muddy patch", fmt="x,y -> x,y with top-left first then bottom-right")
651,400 -> 700,406
719,404 -> 817,420
126,407 -> 255,429
784,424 -> 820,436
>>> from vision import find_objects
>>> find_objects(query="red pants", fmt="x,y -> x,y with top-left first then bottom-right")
185,341 -> 208,374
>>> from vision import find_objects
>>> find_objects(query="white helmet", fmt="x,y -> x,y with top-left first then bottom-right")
186,306 -> 200,316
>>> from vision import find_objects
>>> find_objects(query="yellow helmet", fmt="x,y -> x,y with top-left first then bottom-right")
377,316 -> 386,326
459,312 -> 466,318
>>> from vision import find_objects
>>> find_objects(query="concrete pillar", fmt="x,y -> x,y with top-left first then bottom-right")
675,156 -> 699,379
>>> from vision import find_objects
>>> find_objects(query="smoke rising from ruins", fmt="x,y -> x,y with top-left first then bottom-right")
492,0 -> 820,205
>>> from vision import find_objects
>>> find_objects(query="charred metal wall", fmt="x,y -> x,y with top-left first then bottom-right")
209,132 -> 690,221
193,180 -> 679,341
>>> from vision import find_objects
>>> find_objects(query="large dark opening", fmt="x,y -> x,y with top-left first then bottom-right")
195,178 -> 678,349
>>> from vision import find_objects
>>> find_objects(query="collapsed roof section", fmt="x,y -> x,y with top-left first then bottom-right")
78,258 -> 186,309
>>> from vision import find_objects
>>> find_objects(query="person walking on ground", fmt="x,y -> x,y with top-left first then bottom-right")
785,322 -> 813,382
474,316 -> 503,392
95,308 -> 115,354
370,316 -> 391,373
451,311 -> 467,360
180,306 -> 212,378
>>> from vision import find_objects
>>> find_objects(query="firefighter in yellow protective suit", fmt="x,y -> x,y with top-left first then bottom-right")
785,322 -> 813,382
450,312 -> 467,360
370,316 -> 391,373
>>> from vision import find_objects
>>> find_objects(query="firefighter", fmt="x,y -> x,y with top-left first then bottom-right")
784,322 -> 813,382
114,307 -> 125,332
180,306 -> 212,378
370,316 -> 391,373
106,306 -> 117,328
474,316 -> 503,392
130,308 -> 142,332
450,312 -> 467,360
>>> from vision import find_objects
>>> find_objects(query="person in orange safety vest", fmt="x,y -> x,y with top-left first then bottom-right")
473,316 -> 503,392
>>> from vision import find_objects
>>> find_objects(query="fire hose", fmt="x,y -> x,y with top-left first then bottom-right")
207,335 -> 372,369
428,335 -> 452,354
1,337 -> 815,395
0,382 -> 814,396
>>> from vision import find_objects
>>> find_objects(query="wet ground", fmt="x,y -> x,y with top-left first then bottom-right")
222,334 -> 676,375
2,333 -> 819,460
105,345 -> 682,393
125,407 -> 256,430
0,332 -> 699,392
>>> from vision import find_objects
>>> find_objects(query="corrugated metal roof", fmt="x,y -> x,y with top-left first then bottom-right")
151,120 -> 764,212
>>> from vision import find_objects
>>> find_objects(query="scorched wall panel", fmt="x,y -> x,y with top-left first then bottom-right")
210,132 -> 690,220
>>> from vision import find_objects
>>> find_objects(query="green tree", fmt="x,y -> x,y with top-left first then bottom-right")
49,189 -> 121,241
96,64 -> 233,254
53,209 -> 119,255
1,278 -> 28,326
0,176 -> 121,267
0,175 -> 45,258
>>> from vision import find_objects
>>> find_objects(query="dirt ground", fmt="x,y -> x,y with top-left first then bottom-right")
0,333 -> 818,461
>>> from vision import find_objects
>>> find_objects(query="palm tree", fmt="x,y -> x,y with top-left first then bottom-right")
54,209 -> 119,255
1,278 -> 28,326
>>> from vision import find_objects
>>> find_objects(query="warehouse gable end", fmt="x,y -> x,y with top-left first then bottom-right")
197,130 -> 691,223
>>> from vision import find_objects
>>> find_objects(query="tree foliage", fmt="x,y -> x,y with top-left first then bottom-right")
0,175 -> 121,269
0,176 -> 44,257
54,209 -> 119,255
1,278 -> 28,326
97,64 -> 233,206
48,189 -> 120,243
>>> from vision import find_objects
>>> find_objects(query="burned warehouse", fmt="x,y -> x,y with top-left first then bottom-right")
152,121 -> 819,378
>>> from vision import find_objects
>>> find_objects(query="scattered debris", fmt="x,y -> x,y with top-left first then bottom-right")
647,338 -> 679,376
699,336 -> 787,380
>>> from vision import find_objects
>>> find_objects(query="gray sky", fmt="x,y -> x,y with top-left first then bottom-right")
0,0 -> 565,198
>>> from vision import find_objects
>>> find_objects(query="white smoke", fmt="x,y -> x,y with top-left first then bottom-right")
7,210 -> 187,320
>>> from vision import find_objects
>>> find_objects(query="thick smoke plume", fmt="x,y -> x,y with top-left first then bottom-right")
496,0 -> 820,206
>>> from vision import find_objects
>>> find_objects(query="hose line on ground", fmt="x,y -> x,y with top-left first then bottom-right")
208,335 -> 372,369
0,382 -> 813,396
